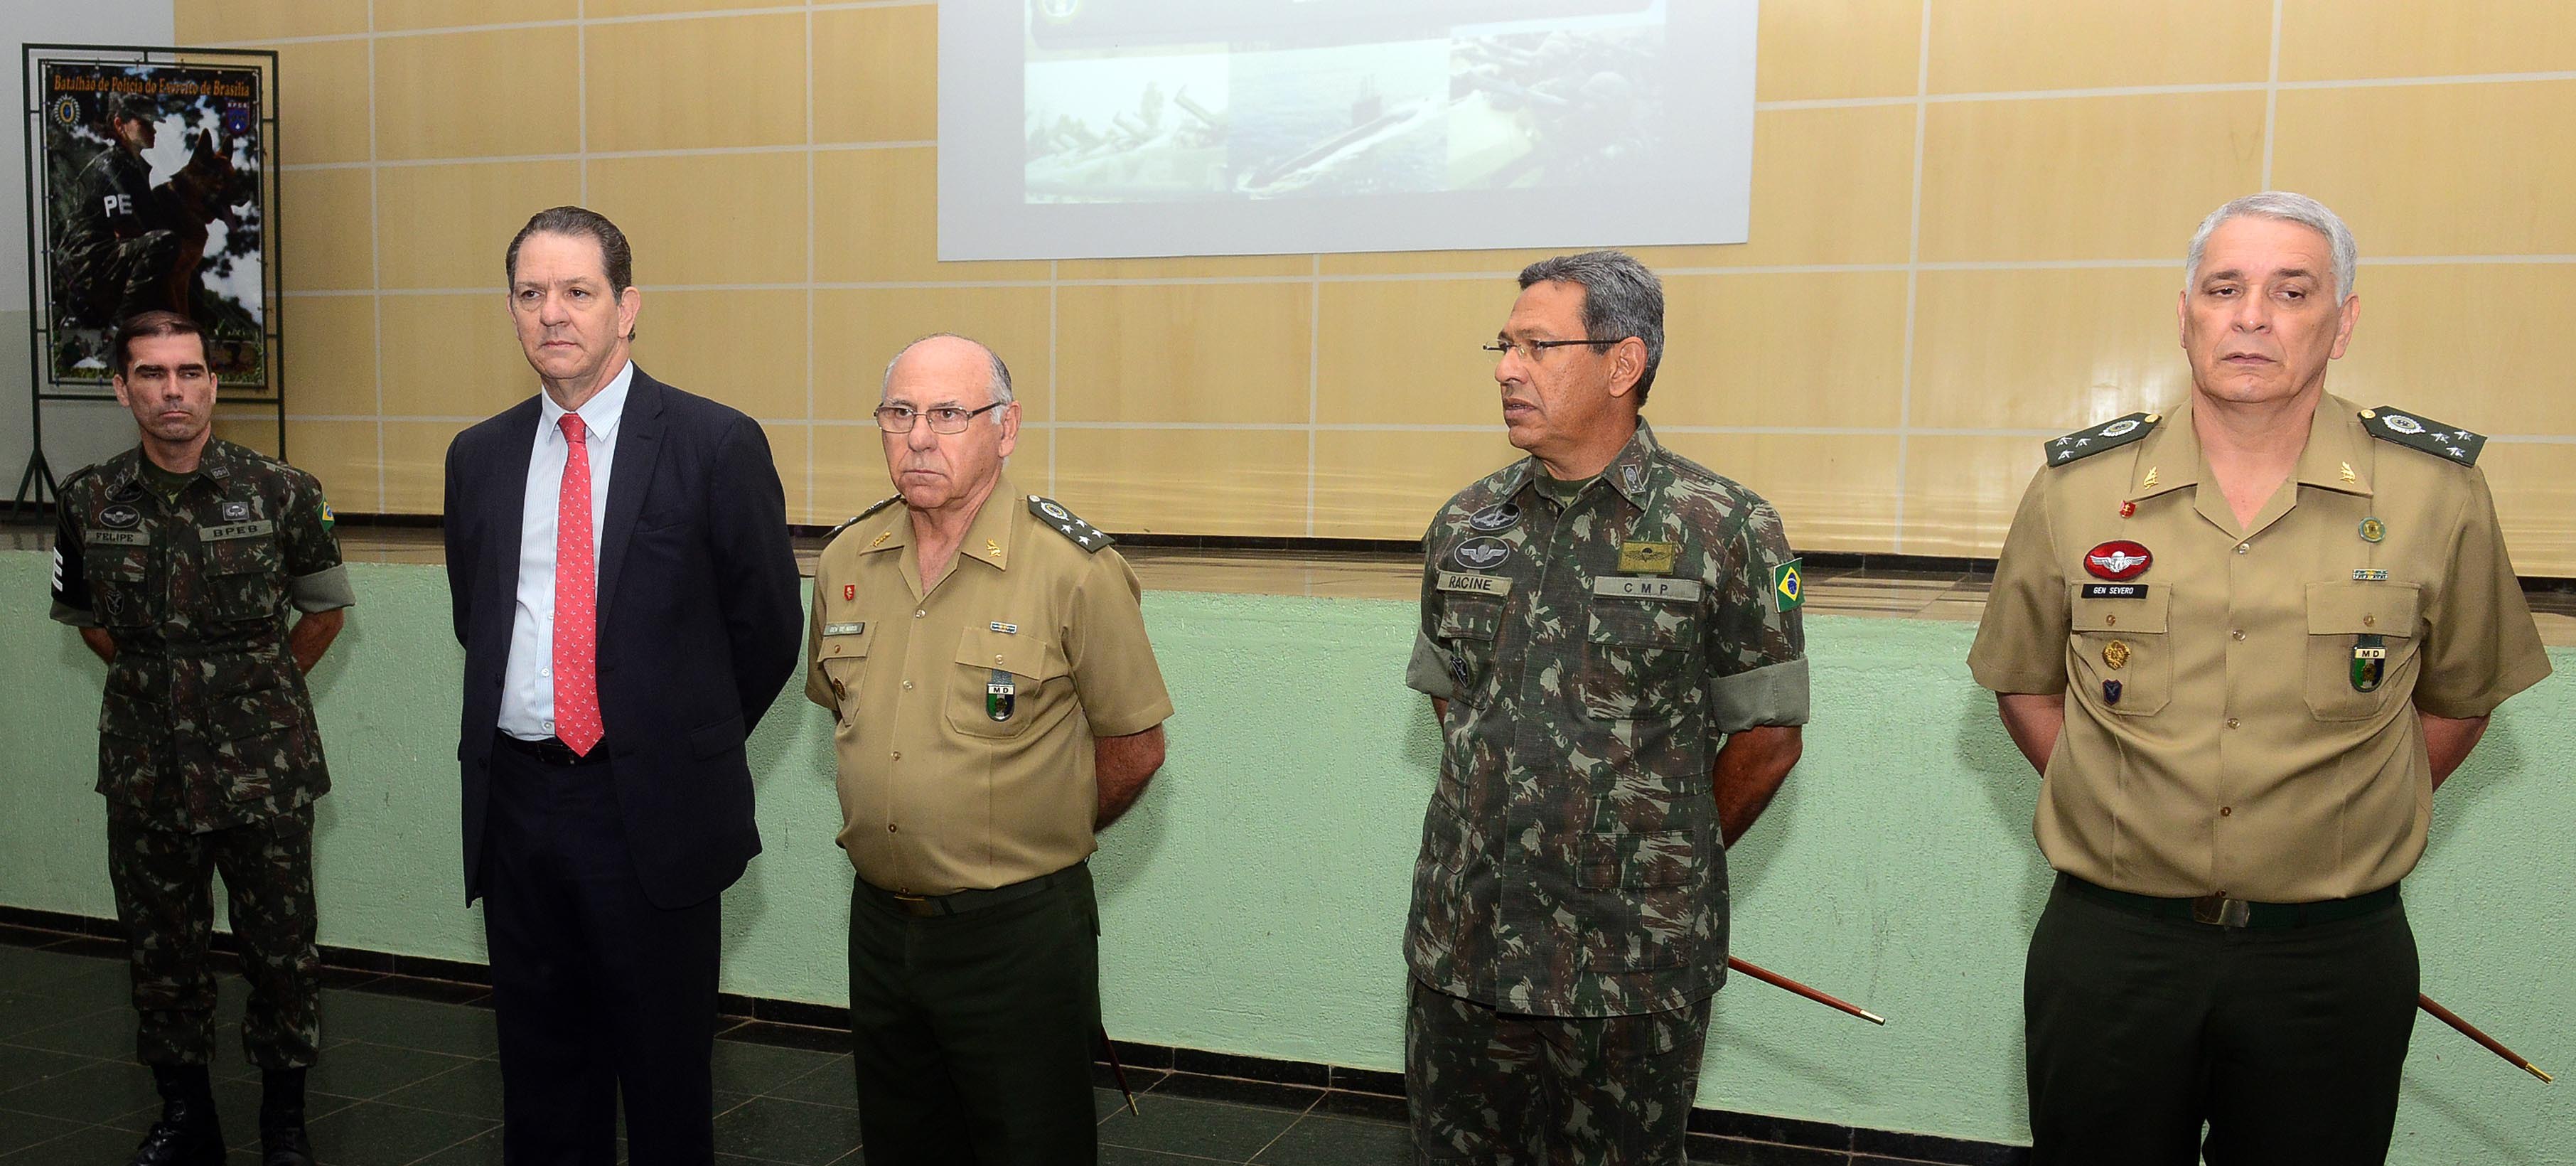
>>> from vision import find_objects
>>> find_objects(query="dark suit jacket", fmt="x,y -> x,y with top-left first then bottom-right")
444,368 -> 802,909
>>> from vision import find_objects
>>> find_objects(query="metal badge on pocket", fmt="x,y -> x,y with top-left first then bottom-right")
2351,633 -> 2387,692
987,668 -> 1016,721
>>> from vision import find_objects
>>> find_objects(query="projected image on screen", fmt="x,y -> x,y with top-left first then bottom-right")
947,0 -> 1752,259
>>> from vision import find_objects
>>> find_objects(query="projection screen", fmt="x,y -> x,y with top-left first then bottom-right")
938,0 -> 1758,261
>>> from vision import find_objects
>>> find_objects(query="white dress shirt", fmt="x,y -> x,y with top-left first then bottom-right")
498,361 -> 634,741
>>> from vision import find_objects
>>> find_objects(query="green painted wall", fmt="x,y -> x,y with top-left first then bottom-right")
4,552 -> 2569,1160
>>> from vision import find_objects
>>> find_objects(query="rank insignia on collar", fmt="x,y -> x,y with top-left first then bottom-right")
1621,464 -> 1643,493
987,669 -> 1016,721
2351,634 -> 2387,692
2360,406 -> 2485,466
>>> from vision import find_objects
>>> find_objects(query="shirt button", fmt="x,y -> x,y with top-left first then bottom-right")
2225,717 -> 2240,729
902,680 -> 914,690
2235,543 -> 2250,555
914,610 -> 925,619
2231,629 -> 2245,641
2363,614 -> 2376,627
542,720 -> 554,731
2220,806 -> 2233,817
540,667 -> 552,677
888,823 -> 898,833
2104,614 -> 2117,627
891,751 -> 901,761
995,655 -> 1005,663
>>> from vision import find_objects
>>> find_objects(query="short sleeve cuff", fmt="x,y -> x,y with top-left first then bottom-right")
288,564 -> 357,613
2414,653 -> 2554,720
1710,656 -> 1810,732
1405,630 -> 1458,700
1088,694 -> 1174,740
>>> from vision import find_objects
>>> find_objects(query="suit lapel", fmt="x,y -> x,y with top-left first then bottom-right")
594,369 -> 665,632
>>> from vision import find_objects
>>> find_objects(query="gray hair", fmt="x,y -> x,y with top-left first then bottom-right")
1516,250 -> 1665,403
881,333 -> 1014,425
2185,191 -> 2358,303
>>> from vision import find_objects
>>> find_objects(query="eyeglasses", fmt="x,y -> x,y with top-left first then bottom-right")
873,402 -> 1005,434
1481,338 -> 1611,361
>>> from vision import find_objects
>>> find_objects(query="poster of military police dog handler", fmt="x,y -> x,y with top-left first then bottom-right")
26,46 -> 281,390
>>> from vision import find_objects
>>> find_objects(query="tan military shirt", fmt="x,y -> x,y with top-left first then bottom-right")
1970,393 -> 2550,902
805,476 -> 1174,895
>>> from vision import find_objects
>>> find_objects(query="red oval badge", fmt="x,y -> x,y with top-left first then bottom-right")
2084,540 -> 2152,581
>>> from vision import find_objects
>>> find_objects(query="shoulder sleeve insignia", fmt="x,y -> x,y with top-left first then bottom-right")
2360,407 -> 2484,466
824,495 -> 902,542
2044,411 -> 2160,466
1027,494 -> 1113,553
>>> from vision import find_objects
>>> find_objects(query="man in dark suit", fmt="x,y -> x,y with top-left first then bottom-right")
442,206 -> 803,1164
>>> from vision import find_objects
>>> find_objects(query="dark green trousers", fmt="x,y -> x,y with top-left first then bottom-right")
2025,875 -> 2418,1166
105,808 -> 321,1069
847,863 -> 1100,1166
1406,980 -> 1712,1166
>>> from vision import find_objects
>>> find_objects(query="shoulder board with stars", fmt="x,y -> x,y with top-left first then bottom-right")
1028,495 -> 1112,552
2044,411 -> 2159,467
823,494 -> 902,542
2359,406 -> 2484,467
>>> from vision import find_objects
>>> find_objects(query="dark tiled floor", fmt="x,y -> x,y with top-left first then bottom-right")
0,934 -> 1990,1165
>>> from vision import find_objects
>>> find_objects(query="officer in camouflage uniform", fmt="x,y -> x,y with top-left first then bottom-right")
49,312 -> 352,1166
1405,252 -> 1810,1165
58,94 -> 181,330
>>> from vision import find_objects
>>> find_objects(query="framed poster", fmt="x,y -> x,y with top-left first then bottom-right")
13,44 -> 282,515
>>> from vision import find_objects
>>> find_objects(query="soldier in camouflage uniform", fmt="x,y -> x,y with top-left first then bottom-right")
1404,252 -> 1810,1165
49,312 -> 352,1166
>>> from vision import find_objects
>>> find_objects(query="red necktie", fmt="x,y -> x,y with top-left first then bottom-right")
553,413 -> 604,755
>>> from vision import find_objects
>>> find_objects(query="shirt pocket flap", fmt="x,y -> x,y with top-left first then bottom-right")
2070,585 -> 2169,633
955,623 -> 1065,682
2306,581 -> 2420,638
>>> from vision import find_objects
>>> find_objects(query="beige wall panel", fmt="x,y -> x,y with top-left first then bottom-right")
376,27 -> 581,161
272,39 -> 370,166
1928,0 -> 2269,93
277,422 -> 380,511
278,295 -> 378,416
814,431 -> 900,523
1312,430 -> 1527,540
627,290 -> 808,421
811,287 -> 1055,420
377,294 -> 536,419
1757,0 -> 1922,102
2281,0 -> 2576,81
2328,264 -> 2576,434
211,414 -> 282,459
1656,272 -> 1909,429
279,169 -> 375,292
1919,92 -> 2264,263
586,152 -> 807,286
1911,267 -> 2191,431
1316,279 -> 1504,427
814,4 -> 938,144
1053,429 -> 1309,536
587,14 -> 805,153
382,420 -> 471,513
375,0 -> 578,31
2478,442 -> 2576,578
2272,82 -> 2576,257
177,0 -> 365,43
812,149 -> 1051,283
1053,284 -> 1311,424
1901,434 -> 2047,556
376,161 -> 582,291
1319,248 -> 1561,279
1657,432 -> 1904,553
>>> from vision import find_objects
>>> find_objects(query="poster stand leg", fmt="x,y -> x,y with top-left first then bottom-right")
8,449 -> 55,521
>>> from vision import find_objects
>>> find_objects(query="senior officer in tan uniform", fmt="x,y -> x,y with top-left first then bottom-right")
1970,191 -> 2551,1166
807,333 -> 1173,1166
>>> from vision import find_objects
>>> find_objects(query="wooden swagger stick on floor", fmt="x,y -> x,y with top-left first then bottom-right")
1727,957 -> 1887,1025
2419,994 -> 2553,1083
1099,1025 -> 1142,1114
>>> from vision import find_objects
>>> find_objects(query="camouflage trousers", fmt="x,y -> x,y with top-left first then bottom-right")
105,806 -> 321,1069
1407,980 -> 1711,1166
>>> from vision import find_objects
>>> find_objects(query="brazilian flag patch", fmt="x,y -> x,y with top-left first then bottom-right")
318,498 -> 335,530
1772,558 -> 1803,613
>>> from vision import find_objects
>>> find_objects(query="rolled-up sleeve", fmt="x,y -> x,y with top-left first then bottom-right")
1969,469 -> 2069,695
1705,500 -> 1808,732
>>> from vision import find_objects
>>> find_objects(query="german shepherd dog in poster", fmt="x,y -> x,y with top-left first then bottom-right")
40,60 -> 267,386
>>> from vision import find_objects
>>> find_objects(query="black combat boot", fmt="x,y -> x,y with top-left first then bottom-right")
129,1063 -> 225,1165
259,1066 -> 316,1166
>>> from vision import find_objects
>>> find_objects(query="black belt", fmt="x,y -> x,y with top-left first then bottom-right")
2059,873 -> 2398,930
495,732 -> 611,766
855,863 -> 1083,919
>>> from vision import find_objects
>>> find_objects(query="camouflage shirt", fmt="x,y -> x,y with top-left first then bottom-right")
1404,419 -> 1809,1017
50,439 -> 354,832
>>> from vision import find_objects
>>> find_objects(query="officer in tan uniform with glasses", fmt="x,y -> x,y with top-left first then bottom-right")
1970,192 -> 2550,1166
806,333 -> 1173,1166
